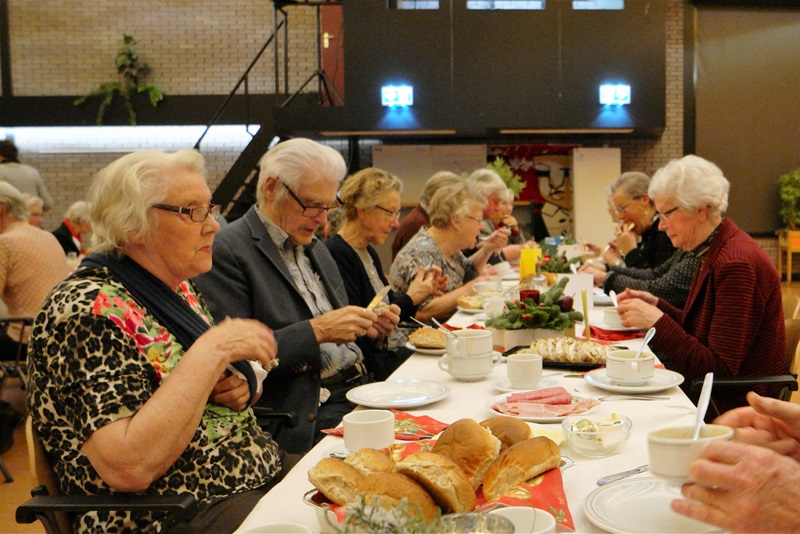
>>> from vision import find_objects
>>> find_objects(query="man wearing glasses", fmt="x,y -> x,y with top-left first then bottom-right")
194,138 -> 399,454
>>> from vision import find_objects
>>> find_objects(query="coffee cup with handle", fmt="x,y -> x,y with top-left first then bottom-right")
507,353 -> 543,389
446,329 -> 494,358
605,349 -> 655,386
647,424 -> 734,484
438,352 -> 500,382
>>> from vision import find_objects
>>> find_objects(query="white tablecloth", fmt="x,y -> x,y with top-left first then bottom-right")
236,308 -> 699,533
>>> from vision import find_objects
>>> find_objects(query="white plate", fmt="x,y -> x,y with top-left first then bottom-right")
585,368 -> 685,394
493,375 -> 558,393
584,477 -> 726,534
502,269 -> 520,281
592,320 -> 646,332
346,380 -> 450,409
405,341 -> 445,356
486,392 -> 598,423
457,306 -> 484,314
593,294 -> 613,306
321,442 -> 348,460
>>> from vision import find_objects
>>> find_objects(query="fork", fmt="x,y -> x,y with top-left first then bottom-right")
598,394 -> 669,401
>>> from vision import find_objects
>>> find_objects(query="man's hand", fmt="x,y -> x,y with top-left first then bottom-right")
367,304 -> 401,339
310,306 -> 376,344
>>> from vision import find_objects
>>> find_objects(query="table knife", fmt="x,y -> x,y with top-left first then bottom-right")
367,285 -> 392,310
596,464 -> 649,486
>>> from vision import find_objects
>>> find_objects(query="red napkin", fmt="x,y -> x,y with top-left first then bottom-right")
320,409 -> 449,441
587,325 -> 646,342
441,323 -> 485,331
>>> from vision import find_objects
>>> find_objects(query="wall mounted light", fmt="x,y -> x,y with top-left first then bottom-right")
599,84 -> 631,106
381,85 -> 414,107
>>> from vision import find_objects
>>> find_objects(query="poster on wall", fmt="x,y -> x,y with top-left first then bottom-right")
488,144 -> 579,242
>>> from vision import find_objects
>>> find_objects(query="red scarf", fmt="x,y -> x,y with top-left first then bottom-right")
63,219 -> 87,255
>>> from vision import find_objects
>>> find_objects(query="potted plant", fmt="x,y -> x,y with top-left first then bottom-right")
778,168 -> 800,248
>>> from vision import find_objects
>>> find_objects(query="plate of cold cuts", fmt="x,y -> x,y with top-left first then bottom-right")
487,386 -> 600,423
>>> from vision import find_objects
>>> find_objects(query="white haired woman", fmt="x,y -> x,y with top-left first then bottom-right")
391,181 -> 506,321
26,149 -> 289,534
52,199 -> 93,257
617,155 -> 787,414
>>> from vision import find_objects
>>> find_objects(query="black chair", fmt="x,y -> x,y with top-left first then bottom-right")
0,317 -> 34,390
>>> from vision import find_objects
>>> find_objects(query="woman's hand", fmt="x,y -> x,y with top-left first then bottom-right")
194,317 -> 279,372
617,288 -> 658,306
616,295 -> 663,329
614,223 -> 637,255
578,263 -> 607,286
407,265 -> 439,304
211,372 -> 254,411
483,228 -> 511,255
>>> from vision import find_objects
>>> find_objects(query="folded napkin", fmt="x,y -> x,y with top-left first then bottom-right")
321,409 -> 449,441
587,325 -> 646,342
441,322 -> 485,331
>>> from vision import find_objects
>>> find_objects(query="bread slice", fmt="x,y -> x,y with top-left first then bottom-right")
308,457 -> 364,506
479,416 -> 532,452
409,327 -> 446,349
482,436 -> 561,501
395,452 -> 476,513
457,294 -> 483,310
432,418 -> 501,489
359,472 -> 440,523
344,447 -> 396,477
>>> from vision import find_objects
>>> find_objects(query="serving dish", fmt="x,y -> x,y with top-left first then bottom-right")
501,345 -> 605,371
345,380 -> 449,409
486,393 -> 599,423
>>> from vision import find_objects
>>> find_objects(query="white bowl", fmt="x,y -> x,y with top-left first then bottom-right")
489,507 -> 556,534
562,414 -> 632,458
604,307 -> 623,327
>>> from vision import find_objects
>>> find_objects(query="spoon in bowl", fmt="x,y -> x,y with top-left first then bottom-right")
693,372 -> 714,440
635,327 -> 656,359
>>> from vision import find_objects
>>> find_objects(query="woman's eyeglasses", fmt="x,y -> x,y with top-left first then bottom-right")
656,206 -> 679,222
153,203 -> 221,222
613,196 -> 642,214
374,205 -> 401,221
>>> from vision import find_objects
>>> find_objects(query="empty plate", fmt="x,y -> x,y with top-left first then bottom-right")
346,380 -> 450,409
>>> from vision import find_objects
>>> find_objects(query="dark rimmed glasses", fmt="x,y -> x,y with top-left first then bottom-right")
656,206 -> 680,222
282,182 -> 337,218
152,203 -> 221,222
374,205 -> 401,221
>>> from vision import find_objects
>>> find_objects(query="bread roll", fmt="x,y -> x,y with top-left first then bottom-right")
432,418 -> 501,489
479,416 -> 532,452
359,472 -> 439,523
409,327 -> 446,349
395,452 -> 476,513
308,457 -> 364,506
482,436 -> 561,501
344,447 -> 395,477
456,294 -> 483,310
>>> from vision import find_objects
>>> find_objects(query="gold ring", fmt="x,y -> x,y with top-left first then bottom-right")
362,308 -> 367,317
269,358 -> 280,369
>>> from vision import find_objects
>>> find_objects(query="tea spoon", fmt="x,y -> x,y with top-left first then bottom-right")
634,327 -> 656,359
693,372 -> 714,439
609,290 -> 619,308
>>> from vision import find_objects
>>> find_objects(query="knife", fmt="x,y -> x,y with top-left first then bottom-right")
596,464 -> 649,486
367,285 -> 392,310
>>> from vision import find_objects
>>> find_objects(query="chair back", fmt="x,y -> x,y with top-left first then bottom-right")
26,417 -> 72,534
784,295 -> 800,320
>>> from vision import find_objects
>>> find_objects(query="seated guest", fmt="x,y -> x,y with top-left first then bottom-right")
673,392 -> 800,533
21,193 -> 45,228
391,181 -> 506,321
0,139 -> 54,211
617,155 -> 787,413
26,149 -> 288,534
391,171 -> 461,260
193,138 -> 398,454
326,167 -> 445,379
52,200 -> 92,257
465,168 -> 510,262
485,187 -> 536,262
580,171 -> 698,308
0,183 -> 69,358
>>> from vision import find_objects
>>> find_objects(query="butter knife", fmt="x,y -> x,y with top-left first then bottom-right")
596,464 -> 649,486
367,285 -> 392,310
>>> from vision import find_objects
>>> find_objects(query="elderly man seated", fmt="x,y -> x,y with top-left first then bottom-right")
194,138 -> 400,455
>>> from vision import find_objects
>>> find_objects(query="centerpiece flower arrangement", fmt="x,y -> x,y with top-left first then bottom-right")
537,243 -> 581,274
485,277 -> 583,331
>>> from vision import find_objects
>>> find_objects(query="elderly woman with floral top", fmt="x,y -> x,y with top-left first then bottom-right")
26,149 -> 288,534
390,181 -> 507,321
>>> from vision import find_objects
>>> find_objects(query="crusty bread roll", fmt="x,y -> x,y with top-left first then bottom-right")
432,418 -> 501,489
479,416 -> 532,452
344,447 -> 395,477
359,472 -> 439,523
482,436 -> 561,501
409,327 -> 446,349
395,452 -> 476,513
457,294 -> 483,310
308,457 -> 364,506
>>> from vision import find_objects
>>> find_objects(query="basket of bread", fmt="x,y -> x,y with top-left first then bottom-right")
305,417 -> 572,531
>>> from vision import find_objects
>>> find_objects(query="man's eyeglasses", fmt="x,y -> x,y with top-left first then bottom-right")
153,203 -> 221,222
374,205 -> 401,221
656,206 -> 680,222
613,196 -> 642,214
282,182 -> 336,218
464,215 -> 483,223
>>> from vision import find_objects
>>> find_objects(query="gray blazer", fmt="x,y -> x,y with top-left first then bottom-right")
193,206 -> 350,454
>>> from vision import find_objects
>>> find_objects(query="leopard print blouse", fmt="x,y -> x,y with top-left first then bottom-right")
26,265 -> 280,533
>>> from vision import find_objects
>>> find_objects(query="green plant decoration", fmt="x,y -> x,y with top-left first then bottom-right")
486,157 -> 527,198
779,168 -> 800,230
74,34 -> 164,125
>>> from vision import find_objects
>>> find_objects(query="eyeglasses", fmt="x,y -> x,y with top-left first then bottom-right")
464,215 -> 483,223
282,182 -> 336,218
374,205 -> 401,221
152,203 -> 221,222
656,206 -> 680,222
613,196 -> 642,214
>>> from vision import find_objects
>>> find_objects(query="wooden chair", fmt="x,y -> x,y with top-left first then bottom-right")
783,294 -> 800,320
777,230 -> 800,282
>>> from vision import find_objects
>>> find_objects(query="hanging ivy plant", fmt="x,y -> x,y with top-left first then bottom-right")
74,34 -> 164,126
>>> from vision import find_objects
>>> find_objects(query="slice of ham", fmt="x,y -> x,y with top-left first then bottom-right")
507,386 -> 573,405
493,398 -> 600,418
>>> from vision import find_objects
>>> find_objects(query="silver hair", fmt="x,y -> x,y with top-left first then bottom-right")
337,167 -> 403,221
22,193 -> 44,210
0,182 -> 29,219
609,172 -> 652,202
466,168 -> 507,199
649,155 -> 729,217
427,182 -> 487,228
256,138 -> 347,206
89,149 -> 207,256
419,171 -> 462,211
64,200 -> 92,223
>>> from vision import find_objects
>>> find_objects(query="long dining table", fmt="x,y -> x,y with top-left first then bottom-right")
235,303 -> 703,533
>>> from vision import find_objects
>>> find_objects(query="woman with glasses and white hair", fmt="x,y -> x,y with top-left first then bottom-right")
26,149 -> 290,534
326,167 -> 445,378
616,155 -> 787,414
391,181 -> 506,321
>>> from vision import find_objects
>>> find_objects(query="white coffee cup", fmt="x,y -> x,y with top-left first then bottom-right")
343,409 -> 395,452
493,261 -> 512,276
446,329 -> 494,357
507,353 -> 543,389
483,297 -> 506,318
605,349 -> 655,386
438,352 -> 500,381
648,424 -> 734,483
604,307 -> 623,327
489,507 -> 556,534
475,279 -> 503,294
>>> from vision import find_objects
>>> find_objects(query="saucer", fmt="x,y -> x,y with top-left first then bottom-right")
585,368 -> 685,394
493,375 -> 557,393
